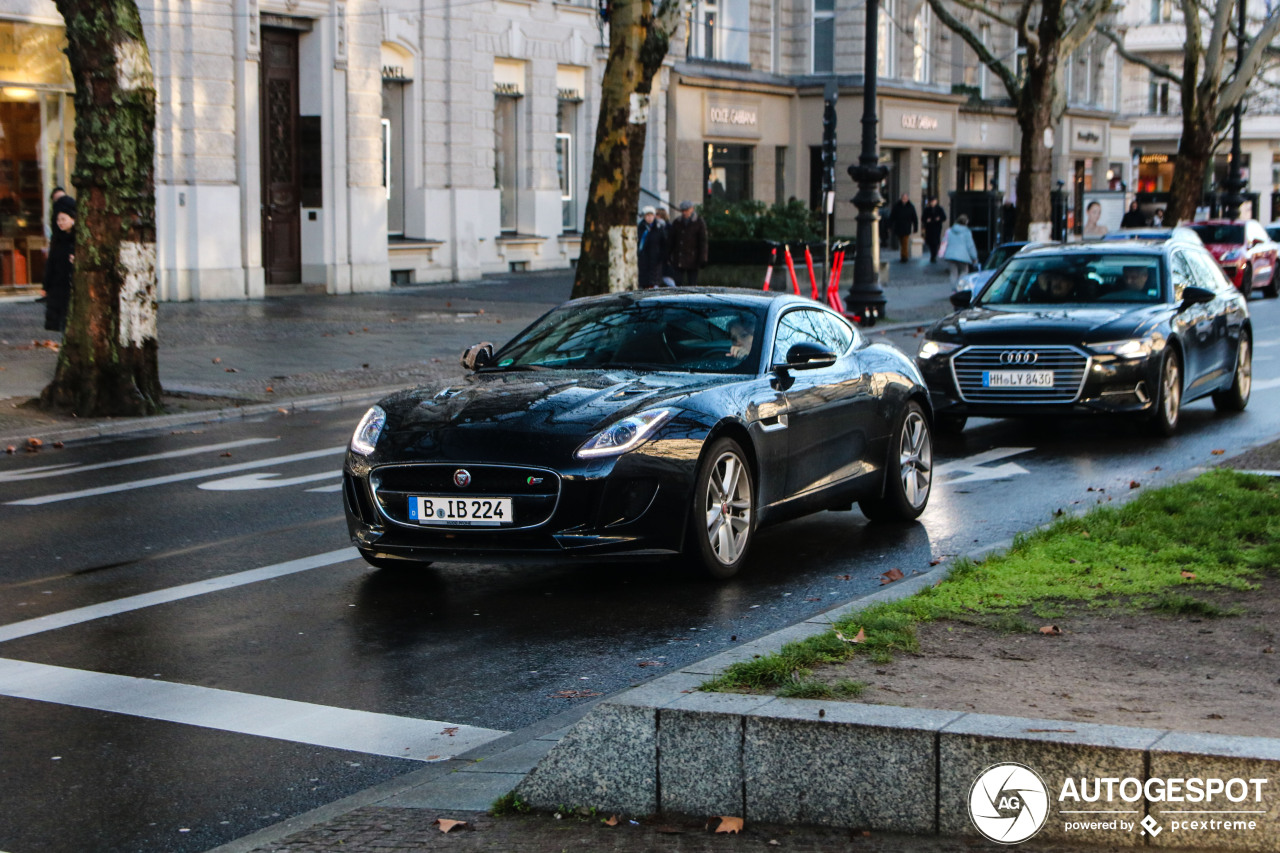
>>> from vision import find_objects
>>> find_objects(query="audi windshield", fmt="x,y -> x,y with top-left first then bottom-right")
977,255 -> 1166,306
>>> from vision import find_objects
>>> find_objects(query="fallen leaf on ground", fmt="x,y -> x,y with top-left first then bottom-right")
1211,449 -> 1226,455
834,574 -> 852,580
835,627 -> 866,644
709,816 -> 743,834
1181,571 -> 1196,579
225,367 -> 238,373
1206,713 -> 1224,720
880,568 -> 904,584
440,726 -> 459,737
220,452 -> 232,457
212,357 -> 221,364
4,446 -> 14,454
637,660 -> 665,667
603,815 -> 618,827
929,558 -> 942,566
52,441 -> 63,449
1039,625 -> 1062,635
550,689 -> 602,699
1129,480 -> 1141,489
432,819 -> 470,833
265,386 -> 274,393
26,438 -> 42,449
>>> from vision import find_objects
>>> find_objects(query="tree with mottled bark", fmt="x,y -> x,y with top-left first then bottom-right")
1100,0 -> 1280,223
41,0 -> 161,416
926,0 -> 1112,241
571,0 -> 683,299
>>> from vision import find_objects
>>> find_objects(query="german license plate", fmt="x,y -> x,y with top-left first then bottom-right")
409,496 -> 513,526
983,370 -> 1054,388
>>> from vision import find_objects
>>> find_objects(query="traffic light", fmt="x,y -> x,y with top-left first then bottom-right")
821,83 -> 838,198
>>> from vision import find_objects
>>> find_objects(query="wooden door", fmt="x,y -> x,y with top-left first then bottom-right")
260,28 -> 301,284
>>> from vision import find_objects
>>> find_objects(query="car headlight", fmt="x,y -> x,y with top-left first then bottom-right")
1090,339 -> 1153,359
1222,248 -> 1245,262
577,409 -> 671,459
918,340 -> 960,360
350,405 -> 387,455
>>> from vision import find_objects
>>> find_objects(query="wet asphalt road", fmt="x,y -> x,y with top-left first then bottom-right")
2,300 -> 1280,853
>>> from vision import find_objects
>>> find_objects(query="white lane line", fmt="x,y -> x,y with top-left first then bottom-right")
0,548 -> 359,644
1251,377 -> 1280,392
1255,339 -> 1280,348
0,658 -> 507,761
307,483 -> 345,493
0,438 -> 279,483
6,446 -> 346,506
199,471 -> 340,491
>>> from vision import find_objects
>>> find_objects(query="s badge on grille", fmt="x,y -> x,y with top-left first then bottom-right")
453,469 -> 472,488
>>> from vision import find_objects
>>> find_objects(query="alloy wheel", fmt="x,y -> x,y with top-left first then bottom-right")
899,410 -> 932,510
705,450 -> 752,565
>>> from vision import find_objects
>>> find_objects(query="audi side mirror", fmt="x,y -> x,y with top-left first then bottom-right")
1179,285 -> 1215,308
950,290 -> 972,309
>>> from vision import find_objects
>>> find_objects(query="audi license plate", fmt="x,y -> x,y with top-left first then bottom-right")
983,370 -> 1054,388
409,496 -> 513,526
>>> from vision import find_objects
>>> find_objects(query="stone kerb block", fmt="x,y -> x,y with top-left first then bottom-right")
1147,731 -> 1280,850
658,693 -> 777,818
514,701 -> 657,815
744,700 -> 961,831
939,713 -> 1165,846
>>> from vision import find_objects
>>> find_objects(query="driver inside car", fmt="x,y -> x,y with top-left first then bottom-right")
1032,270 -> 1078,302
727,318 -> 755,360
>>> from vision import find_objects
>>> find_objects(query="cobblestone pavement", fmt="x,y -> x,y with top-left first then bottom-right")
245,807 -> 1151,853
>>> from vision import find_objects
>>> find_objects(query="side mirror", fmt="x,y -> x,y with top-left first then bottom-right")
1179,285 -> 1215,307
461,342 -> 495,371
949,290 -> 972,309
776,341 -> 838,372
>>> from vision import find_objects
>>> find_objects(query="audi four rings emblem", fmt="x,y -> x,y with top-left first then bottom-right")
1000,350 -> 1040,365
453,469 -> 472,488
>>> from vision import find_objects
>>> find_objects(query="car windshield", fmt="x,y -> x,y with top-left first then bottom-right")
1267,226 -> 1280,243
1189,224 -> 1244,245
977,254 -> 1166,306
983,244 -> 1021,269
491,300 -> 766,374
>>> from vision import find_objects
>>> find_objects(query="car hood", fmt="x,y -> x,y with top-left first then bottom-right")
374,369 -> 727,460
1202,243 -> 1237,259
928,304 -> 1167,346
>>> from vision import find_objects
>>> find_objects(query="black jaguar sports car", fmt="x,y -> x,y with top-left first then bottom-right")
917,236 -> 1251,435
343,289 -> 933,579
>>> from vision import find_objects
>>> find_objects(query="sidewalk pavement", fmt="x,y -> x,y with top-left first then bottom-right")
0,260 -> 956,446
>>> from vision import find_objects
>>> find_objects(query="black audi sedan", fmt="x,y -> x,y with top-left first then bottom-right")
343,289 -> 933,579
917,237 -> 1251,435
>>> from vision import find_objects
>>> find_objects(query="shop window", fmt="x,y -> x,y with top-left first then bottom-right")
813,0 -> 835,74
556,100 -> 578,231
775,146 -> 787,206
705,143 -> 753,204
494,94 -> 520,232
381,80 -> 406,237
957,156 -> 997,192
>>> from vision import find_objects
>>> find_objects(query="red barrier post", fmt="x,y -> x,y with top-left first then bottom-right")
783,245 -> 801,295
762,247 -> 777,290
803,246 -> 819,300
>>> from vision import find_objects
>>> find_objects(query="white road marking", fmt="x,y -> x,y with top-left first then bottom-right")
6,446 -> 346,506
306,483 -> 345,493
199,471 -> 340,491
0,658 -> 507,761
1251,376 -> 1280,392
0,548 -> 359,643
934,447 -> 1033,484
1254,339 -> 1280,348
0,438 -> 278,483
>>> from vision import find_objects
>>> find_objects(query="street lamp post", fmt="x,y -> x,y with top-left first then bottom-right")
1222,0 -> 1247,220
845,0 -> 887,325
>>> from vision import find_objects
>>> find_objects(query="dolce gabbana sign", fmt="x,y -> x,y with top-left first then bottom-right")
705,96 -> 762,139
882,103 -> 954,143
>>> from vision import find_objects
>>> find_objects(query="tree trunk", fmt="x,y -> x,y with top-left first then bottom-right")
1013,66 -> 1057,241
1165,87 -> 1218,224
571,0 -> 670,299
41,0 -> 161,417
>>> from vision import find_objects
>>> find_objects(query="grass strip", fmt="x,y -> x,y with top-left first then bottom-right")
702,469 -> 1280,696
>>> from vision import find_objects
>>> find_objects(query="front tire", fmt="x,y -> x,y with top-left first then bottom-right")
935,413 -> 967,435
860,402 -> 933,522
686,438 -> 754,580
1240,266 -> 1254,298
1213,333 -> 1252,413
1149,349 -> 1182,436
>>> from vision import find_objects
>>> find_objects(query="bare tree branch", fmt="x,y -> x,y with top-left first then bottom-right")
1061,0 -> 1112,59
1017,0 -> 1039,54
945,0 -> 1020,32
1096,26 -> 1184,86
1203,0 -> 1235,84
925,0 -> 1022,98
1220,7 -> 1280,108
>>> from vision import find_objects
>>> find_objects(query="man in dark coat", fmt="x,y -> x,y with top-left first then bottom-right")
1120,200 -> 1148,228
44,194 -> 76,334
889,193 -> 918,262
667,200 -> 707,286
921,197 -> 947,263
636,206 -> 668,288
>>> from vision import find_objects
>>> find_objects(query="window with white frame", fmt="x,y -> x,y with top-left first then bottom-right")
556,101 -> 578,230
913,3 -> 931,83
978,23 -> 991,98
877,0 -> 895,78
1148,72 -> 1171,115
1150,0 -> 1175,23
813,0 -> 835,73
494,94 -> 519,232
690,0 -> 750,63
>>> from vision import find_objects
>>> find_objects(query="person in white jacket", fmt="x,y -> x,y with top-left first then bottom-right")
941,214 -> 980,285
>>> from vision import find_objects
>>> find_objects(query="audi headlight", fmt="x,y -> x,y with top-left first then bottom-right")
1091,339 -> 1153,359
350,405 -> 387,455
918,340 -> 961,360
577,409 -> 671,459
1222,248 -> 1245,262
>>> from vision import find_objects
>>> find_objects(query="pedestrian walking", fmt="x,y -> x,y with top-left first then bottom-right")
636,205 -> 669,289
1120,200 -> 1147,228
889,193 -> 919,262
667,200 -> 707,287
43,194 -> 76,334
921,197 -> 947,263
942,214 -> 979,286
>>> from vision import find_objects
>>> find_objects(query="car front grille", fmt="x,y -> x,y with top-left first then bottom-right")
370,463 -> 561,530
951,345 -> 1090,404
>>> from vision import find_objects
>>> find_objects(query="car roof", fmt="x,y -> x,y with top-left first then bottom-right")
563,287 -> 816,312
1015,241 -> 1182,259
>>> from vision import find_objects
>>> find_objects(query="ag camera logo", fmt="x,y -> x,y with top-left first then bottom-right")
969,763 -> 1050,844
